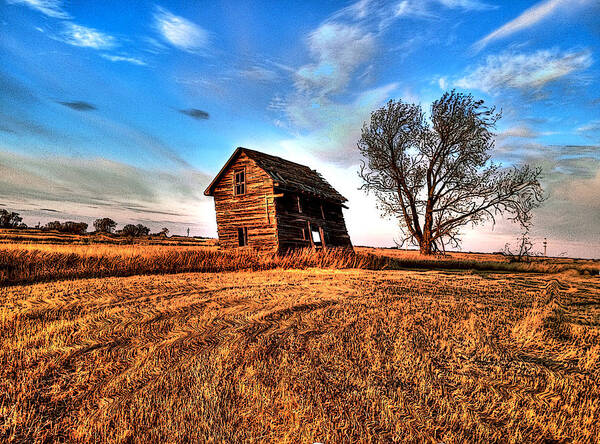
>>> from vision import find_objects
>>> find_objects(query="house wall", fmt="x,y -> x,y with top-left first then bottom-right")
212,152 -> 278,252
275,191 -> 353,252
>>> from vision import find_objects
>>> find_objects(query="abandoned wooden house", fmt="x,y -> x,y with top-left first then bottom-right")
204,147 -> 353,253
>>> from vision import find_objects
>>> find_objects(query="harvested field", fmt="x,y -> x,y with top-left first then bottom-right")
2,268 -> 599,442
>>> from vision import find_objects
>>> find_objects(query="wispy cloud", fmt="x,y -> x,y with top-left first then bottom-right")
238,66 -> 280,83
6,0 -> 70,19
101,54 -> 147,66
499,126 -> 539,139
0,149 -> 213,231
295,22 -> 376,96
577,120 -> 600,142
438,76 -> 448,90
80,113 -> 194,168
299,0 -> 494,101
58,101 -> 97,111
280,83 -> 399,165
577,120 -> 600,134
456,48 -> 593,94
435,0 -> 494,11
492,143 -> 600,253
0,112 -> 75,144
153,6 -> 209,52
335,0 -> 494,30
269,2 -> 405,166
473,0 -> 592,52
60,23 -> 117,49
179,109 -> 210,120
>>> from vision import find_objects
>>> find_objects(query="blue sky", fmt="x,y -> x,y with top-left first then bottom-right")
1,0 -> 599,257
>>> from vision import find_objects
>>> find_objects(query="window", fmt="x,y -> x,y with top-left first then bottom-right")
301,227 -> 309,241
238,227 -> 248,247
234,170 -> 245,195
311,228 -> 322,247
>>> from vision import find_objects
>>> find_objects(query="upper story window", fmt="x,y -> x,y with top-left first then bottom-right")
234,170 -> 245,195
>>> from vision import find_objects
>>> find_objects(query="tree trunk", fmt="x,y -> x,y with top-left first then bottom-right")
419,228 -> 433,254
420,206 -> 434,255
419,239 -> 433,255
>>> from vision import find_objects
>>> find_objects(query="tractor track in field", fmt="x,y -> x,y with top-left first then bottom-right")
2,269 -> 599,443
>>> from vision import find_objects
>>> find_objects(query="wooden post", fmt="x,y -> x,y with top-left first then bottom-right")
319,226 -> 326,250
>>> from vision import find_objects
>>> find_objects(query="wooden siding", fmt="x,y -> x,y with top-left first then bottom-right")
212,152 -> 278,252
275,191 -> 353,252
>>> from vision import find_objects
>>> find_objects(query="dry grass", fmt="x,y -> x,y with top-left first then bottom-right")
357,246 -> 600,275
1,268 -> 599,442
0,245 -> 386,286
1,243 -> 598,287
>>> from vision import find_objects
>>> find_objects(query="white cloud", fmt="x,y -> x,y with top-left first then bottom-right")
438,76 -> 448,90
282,82 -> 399,164
60,23 -> 116,50
557,168 -> 600,211
101,54 -> 147,66
238,66 -> 279,82
6,0 -> 70,19
577,120 -> 600,134
576,120 -> 600,143
153,6 -> 209,52
338,0 -> 493,25
473,0 -> 592,52
268,7 -> 399,166
267,95 -> 287,112
499,126 -> 539,139
295,22 -> 376,96
456,48 -> 593,94
435,0 -> 494,11
0,149 -> 212,228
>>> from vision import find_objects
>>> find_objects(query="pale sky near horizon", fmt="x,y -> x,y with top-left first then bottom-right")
1,0 -> 599,258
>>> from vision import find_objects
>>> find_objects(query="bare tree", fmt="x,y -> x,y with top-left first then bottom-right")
502,206 -> 539,262
358,91 -> 544,255
503,229 -> 535,263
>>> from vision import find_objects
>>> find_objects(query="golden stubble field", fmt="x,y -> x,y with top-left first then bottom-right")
2,261 -> 600,443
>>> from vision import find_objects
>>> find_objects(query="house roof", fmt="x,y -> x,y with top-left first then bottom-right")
203,147 -> 347,203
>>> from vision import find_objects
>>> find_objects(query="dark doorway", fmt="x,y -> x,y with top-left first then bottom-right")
238,227 -> 248,247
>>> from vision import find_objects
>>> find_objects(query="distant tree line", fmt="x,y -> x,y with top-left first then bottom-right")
1,209 -> 172,238
119,224 -> 150,237
42,220 -> 88,234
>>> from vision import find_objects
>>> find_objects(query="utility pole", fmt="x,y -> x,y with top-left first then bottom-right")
543,238 -> 547,257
